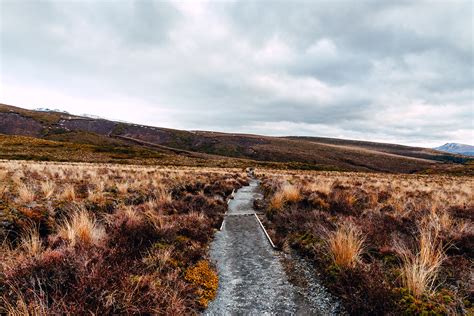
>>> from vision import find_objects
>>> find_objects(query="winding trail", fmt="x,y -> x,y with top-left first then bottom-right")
205,179 -> 342,315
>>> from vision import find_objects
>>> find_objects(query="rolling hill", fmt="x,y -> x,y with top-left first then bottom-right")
0,103 -> 472,174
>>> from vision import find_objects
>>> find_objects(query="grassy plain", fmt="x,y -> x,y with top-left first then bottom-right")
257,170 -> 473,314
0,160 -> 248,314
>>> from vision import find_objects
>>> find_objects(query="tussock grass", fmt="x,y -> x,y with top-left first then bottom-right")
0,182 -> 8,199
0,169 -> 7,182
40,180 -> 55,198
117,206 -> 143,228
20,227 -> 42,257
326,222 -> 365,268
397,226 -> 446,298
16,183 -> 35,204
304,179 -> 334,195
269,191 -> 285,210
58,209 -> 105,246
144,198 -> 159,212
1,285 -> 48,316
143,247 -> 174,272
146,211 -> 172,231
116,182 -> 129,194
87,189 -> 106,204
60,184 -> 76,201
281,183 -> 301,202
155,186 -> 172,204
269,183 -> 300,210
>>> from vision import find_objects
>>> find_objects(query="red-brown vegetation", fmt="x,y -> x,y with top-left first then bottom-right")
257,170 -> 473,315
0,160 -> 248,314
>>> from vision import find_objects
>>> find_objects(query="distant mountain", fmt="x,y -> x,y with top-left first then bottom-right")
434,143 -> 474,156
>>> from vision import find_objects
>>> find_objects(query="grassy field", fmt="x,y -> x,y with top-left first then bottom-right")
0,159 -> 472,314
256,170 -> 473,314
0,160 -> 248,314
0,134 -> 260,169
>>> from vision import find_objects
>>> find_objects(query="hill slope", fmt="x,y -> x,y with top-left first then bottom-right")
0,103 -> 471,173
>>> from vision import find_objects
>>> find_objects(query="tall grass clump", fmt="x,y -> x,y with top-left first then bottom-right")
397,227 -> 446,298
61,184 -> 76,201
0,182 -> 8,199
156,186 -> 172,204
269,191 -> 285,210
16,183 -> 35,204
0,169 -> 7,181
58,209 -> 105,246
88,189 -> 106,204
116,182 -> 129,194
281,183 -> 301,202
326,222 -> 365,268
40,181 -> 55,198
269,183 -> 300,210
20,227 -> 42,257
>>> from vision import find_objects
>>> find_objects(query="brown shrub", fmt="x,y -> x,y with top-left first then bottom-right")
184,260 -> 218,308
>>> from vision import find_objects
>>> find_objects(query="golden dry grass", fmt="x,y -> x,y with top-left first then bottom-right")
40,181 -> 55,198
116,182 -> 129,195
19,227 -> 43,257
269,183 -> 301,209
397,226 -> 446,297
281,184 -> 301,202
258,169 -> 473,214
60,184 -> 76,201
58,209 -> 105,246
87,188 -> 106,204
1,286 -> 48,316
155,186 -> 172,204
258,168 -> 473,314
269,191 -> 285,210
16,183 -> 35,204
326,222 -> 365,268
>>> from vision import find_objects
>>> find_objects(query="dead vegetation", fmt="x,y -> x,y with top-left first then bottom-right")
257,170 -> 473,315
0,160 -> 248,314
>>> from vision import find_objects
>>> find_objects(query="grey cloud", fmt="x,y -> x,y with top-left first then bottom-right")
97,0 -> 180,47
0,0 -> 472,147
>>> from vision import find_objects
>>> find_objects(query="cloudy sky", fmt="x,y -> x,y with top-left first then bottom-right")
1,0 -> 472,147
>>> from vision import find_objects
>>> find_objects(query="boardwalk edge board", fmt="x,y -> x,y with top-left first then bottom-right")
254,213 -> 277,249
219,219 -> 225,231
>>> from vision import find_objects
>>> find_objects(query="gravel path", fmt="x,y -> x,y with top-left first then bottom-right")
205,180 -> 342,315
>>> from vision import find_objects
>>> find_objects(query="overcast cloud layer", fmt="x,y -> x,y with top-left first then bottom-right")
1,0 -> 473,147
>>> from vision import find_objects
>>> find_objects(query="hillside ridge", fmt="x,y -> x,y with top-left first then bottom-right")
0,103 -> 471,174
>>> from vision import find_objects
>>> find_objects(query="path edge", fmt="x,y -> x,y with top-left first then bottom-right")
254,213 -> 277,249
